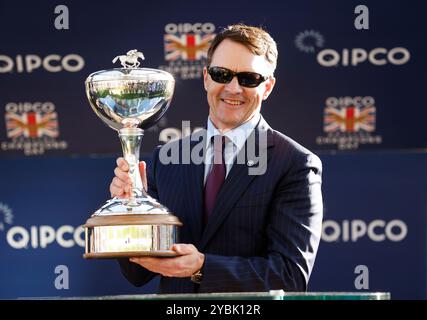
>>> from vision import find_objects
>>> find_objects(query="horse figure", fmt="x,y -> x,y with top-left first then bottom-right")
112,50 -> 145,68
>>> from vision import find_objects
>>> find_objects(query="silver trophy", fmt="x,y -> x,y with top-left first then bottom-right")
83,50 -> 182,259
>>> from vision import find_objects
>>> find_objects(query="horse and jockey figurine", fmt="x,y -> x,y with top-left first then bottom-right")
112,49 -> 145,68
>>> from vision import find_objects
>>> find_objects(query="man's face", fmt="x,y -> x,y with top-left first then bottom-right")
203,39 -> 276,131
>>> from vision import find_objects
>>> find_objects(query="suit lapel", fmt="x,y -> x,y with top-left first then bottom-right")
199,117 -> 274,250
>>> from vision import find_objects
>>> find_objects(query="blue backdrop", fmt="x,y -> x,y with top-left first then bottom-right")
0,0 -> 426,299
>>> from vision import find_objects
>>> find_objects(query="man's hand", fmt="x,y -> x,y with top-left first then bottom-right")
129,244 -> 205,278
109,157 -> 148,198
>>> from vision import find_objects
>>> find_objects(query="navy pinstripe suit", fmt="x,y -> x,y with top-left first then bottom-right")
119,116 -> 323,293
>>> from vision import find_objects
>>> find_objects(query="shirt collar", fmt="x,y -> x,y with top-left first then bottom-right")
206,113 -> 260,150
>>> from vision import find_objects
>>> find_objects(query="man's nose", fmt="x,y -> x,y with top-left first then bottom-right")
224,76 -> 243,93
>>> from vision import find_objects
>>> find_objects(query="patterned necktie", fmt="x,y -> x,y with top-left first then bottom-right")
204,135 -> 226,225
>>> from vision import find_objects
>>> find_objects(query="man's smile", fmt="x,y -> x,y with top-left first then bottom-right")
220,98 -> 245,107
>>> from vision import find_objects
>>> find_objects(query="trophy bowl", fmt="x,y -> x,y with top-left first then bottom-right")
83,50 -> 182,259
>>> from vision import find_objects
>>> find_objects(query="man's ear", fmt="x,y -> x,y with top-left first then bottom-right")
262,76 -> 276,100
203,67 -> 208,91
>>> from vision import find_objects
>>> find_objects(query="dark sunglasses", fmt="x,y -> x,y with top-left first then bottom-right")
207,66 -> 269,88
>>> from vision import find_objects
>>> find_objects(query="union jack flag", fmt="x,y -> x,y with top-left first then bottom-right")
164,33 -> 215,61
324,105 -> 376,133
5,111 -> 59,138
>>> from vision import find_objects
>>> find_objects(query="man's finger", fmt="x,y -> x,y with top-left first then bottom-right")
114,167 -> 131,183
112,177 -> 127,189
171,244 -> 193,255
110,177 -> 131,198
130,257 -> 162,266
116,157 -> 129,171
110,184 -> 123,196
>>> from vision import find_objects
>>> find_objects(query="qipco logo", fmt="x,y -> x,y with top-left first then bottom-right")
6,225 -> 85,249
164,22 -> 215,34
322,219 -> 408,242
0,54 -> 85,73
5,101 -> 56,113
317,47 -> 410,67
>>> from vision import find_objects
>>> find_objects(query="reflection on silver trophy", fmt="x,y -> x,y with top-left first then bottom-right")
83,49 -> 182,258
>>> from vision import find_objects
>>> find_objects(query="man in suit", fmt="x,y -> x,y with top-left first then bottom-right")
110,24 -> 323,293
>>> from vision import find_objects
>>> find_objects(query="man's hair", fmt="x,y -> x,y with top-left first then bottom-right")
207,24 -> 278,73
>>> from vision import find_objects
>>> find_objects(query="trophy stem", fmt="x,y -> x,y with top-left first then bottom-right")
119,127 -> 145,207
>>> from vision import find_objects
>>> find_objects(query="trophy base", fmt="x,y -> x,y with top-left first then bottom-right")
83,198 -> 182,259
83,250 -> 178,259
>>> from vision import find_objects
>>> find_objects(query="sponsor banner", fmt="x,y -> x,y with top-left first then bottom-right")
289,25 -> 424,151
0,1 -> 425,156
0,156 -> 159,298
0,152 -> 426,298
309,152 -> 427,299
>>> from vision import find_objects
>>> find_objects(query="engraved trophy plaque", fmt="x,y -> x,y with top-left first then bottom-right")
83,50 -> 182,258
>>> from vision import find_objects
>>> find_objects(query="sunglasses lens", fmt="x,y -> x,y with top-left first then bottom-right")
238,72 -> 264,88
209,67 -> 232,83
208,67 -> 266,88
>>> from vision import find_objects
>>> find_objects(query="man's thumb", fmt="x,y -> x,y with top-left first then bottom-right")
172,244 -> 192,255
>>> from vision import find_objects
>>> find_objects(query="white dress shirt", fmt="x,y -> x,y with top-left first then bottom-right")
203,113 -> 261,185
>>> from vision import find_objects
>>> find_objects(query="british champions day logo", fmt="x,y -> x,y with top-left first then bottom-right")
159,23 -> 216,79
316,96 -> 382,150
1,102 -> 68,155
